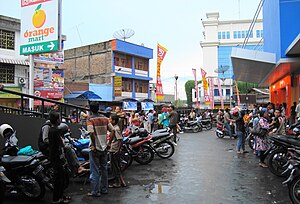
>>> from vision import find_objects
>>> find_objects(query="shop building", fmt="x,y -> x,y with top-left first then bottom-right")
198,12 -> 263,109
62,39 -> 153,102
232,0 -> 300,117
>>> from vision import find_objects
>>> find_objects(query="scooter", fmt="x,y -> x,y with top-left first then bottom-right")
215,123 -> 236,138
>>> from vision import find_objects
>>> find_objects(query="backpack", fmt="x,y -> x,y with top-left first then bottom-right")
38,121 -> 51,155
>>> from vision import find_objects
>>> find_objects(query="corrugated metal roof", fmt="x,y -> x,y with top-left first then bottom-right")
0,58 -> 29,65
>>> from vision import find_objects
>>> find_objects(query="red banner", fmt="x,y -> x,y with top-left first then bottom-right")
201,68 -> 210,104
192,69 -> 199,109
235,80 -> 241,106
34,90 -> 63,99
156,44 -> 168,101
217,79 -> 224,109
209,78 -> 214,109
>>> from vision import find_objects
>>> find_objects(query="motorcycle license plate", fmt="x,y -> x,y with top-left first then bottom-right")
33,165 -> 44,175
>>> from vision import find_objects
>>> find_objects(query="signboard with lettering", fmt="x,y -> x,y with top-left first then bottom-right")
20,0 -> 60,55
114,76 -> 122,97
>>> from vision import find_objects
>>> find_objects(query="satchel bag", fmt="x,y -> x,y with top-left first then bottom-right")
251,124 -> 268,137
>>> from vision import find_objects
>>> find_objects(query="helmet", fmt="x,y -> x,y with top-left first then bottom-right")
0,124 -> 14,138
58,123 -> 69,135
105,107 -> 112,112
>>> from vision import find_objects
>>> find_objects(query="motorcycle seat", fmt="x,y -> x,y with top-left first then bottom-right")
152,129 -> 168,134
1,155 -> 34,168
151,132 -> 170,140
272,135 -> 300,147
81,148 -> 90,156
128,136 -> 144,145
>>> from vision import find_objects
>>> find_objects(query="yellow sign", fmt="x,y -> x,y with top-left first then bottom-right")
0,87 -> 21,99
114,76 -> 122,97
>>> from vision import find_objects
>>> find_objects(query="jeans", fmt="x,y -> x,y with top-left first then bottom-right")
169,124 -> 177,143
236,130 -> 245,151
64,145 -> 80,174
225,123 -> 232,137
89,150 -> 108,195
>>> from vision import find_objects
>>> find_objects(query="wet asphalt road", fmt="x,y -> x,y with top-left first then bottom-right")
5,129 -> 291,204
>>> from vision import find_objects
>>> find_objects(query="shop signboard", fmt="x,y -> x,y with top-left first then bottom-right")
141,102 -> 154,110
122,101 -> 137,111
114,76 -> 122,97
20,0 -> 61,55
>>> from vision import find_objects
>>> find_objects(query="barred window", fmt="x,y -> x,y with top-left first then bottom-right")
0,63 -> 15,84
0,29 -> 15,50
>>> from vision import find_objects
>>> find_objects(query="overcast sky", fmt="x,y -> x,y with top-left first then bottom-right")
0,0 -> 261,99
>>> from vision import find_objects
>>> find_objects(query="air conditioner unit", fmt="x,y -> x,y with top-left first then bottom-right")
18,77 -> 26,85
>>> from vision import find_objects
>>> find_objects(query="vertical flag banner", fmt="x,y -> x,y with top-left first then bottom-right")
217,79 -> 224,109
156,43 -> 168,101
208,78 -> 214,109
235,80 -> 241,106
192,69 -> 199,109
201,68 -> 210,104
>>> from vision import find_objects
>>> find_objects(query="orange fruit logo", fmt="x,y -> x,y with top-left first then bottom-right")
32,4 -> 46,28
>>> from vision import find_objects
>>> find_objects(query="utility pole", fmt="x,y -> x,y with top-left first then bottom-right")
175,75 -> 178,107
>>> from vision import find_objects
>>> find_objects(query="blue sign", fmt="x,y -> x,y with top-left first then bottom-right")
122,101 -> 137,111
141,102 -> 154,110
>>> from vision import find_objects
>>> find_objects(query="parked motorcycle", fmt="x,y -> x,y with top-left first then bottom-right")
179,117 -> 202,133
0,166 -> 10,204
0,155 -> 46,200
198,119 -> 212,130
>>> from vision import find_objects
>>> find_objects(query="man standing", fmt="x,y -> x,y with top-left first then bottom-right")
168,106 -> 179,143
224,108 -> 234,139
87,102 -> 114,197
147,110 -> 154,133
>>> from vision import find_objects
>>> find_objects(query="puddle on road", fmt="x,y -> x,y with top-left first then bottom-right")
150,183 -> 170,194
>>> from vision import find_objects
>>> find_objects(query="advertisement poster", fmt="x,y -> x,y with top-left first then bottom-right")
201,68 -> 210,104
141,102 -> 154,111
34,67 -> 64,100
122,101 -> 137,111
156,43 -> 168,101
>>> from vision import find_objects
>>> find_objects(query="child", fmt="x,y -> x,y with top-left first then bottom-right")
108,114 -> 126,188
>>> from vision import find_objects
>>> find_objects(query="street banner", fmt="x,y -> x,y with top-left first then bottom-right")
192,69 -> 199,109
201,68 -> 210,104
122,101 -> 137,111
217,79 -> 224,109
209,78 -> 214,109
156,43 -> 168,101
235,80 -> 241,106
141,102 -> 154,111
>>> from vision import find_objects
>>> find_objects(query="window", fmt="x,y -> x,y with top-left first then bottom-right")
114,52 -> 132,68
233,31 -> 237,39
222,32 -> 225,39
226,89 -> 230,96
134,57 -> 149,71
214,89 -> 219,96
256,30 -> 261,38
260,30 -> 263,38
242,31 -> 245,38
238,31 -> 241,38
218,32 -> 221,39
0,29 -> 15,50
135,79 -> 148,93
226,31 -> 230,39
248,30 -> 253,38
0,63 -> 15,84
122,78 -> 132,92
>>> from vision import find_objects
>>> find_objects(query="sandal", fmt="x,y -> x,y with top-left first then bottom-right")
63,195 -> 71,200
109,183 -> 121,188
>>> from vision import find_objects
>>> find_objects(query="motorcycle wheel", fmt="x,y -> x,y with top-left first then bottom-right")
20,174 -> 45,200
120,150 -> 133,172
0,182 -> 4,204
134,145 -> 154,165
155,141 -> 175,159
205,123 -> 212,130
248,135 -> 255,150
192,125 -> 200,133
289,175 -> 300,204
267,148 -> 288,177
216,131 -> 224,138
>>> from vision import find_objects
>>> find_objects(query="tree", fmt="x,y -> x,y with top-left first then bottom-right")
236,81 -> 261,94
185,80 -> 201,107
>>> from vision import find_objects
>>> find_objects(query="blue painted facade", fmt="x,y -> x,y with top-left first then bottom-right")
112,39 -> 153,100
218,45 -> 257,79
263,0 -> 300,60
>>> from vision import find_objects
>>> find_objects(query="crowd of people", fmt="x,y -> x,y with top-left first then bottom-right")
216,101 -> 300,168
38,103 -> 181,203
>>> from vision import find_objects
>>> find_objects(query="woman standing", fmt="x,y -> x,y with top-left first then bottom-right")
255,110 -> 270,168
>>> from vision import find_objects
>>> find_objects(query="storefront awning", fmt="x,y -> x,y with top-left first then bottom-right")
64,91 -> 102,101
0,58 -> 29,65
285,33 -> 300,56
231,48 -> 276,84
262,57 -> 300,86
